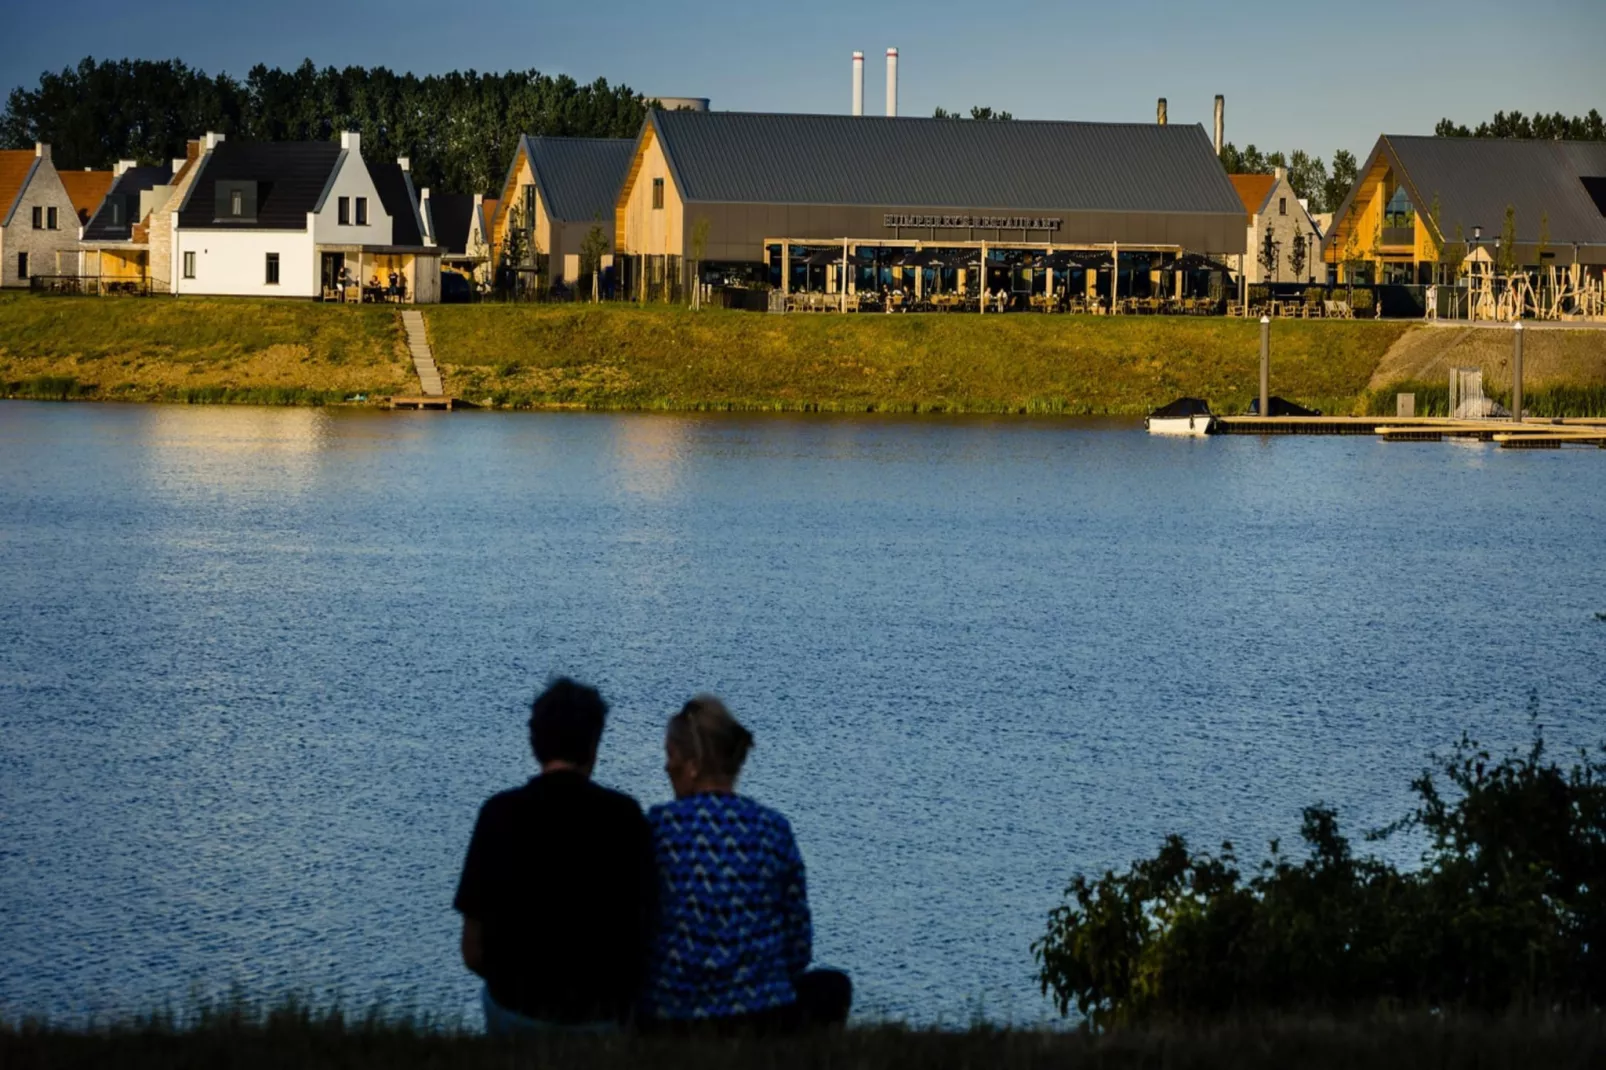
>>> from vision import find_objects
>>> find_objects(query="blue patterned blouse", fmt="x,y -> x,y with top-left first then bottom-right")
644,792 -> 813,1020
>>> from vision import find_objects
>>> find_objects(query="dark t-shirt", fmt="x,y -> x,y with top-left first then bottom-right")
453,771 -> 655,1023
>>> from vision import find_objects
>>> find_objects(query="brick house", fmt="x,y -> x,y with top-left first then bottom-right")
1229,168 -> 1325,285
0,144 -> 87,288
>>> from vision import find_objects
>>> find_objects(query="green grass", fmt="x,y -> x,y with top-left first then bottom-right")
0,292 -> 412,403
4,1005 -> 1602,1070
426,304 -> 1410,415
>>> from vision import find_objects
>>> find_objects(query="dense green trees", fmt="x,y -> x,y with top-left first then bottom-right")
1034,721 -> 1606,1026
1436,109 -> 1606,141
0,58 -> 649,195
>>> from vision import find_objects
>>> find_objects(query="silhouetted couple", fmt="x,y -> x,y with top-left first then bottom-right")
453,678 -> 852,1035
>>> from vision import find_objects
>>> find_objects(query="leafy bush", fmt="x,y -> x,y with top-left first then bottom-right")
1034,722 -> 1606,1026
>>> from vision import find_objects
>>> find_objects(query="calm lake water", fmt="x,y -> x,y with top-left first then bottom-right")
3,402 -> 1605,1026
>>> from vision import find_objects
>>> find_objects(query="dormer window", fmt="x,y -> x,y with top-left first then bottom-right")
111,200 -> 123,226
215,180 -> 258,223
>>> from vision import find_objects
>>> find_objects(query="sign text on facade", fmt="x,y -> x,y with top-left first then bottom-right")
884,213 -> 1062,231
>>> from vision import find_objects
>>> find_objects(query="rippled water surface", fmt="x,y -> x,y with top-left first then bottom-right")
3,402 -> 1605,1026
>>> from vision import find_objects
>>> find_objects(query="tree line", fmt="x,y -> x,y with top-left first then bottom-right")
0,58 -> 650,196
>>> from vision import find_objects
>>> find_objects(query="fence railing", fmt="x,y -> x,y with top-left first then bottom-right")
30,275 -> 152,297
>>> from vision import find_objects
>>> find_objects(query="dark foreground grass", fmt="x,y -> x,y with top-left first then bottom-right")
5,1008 -> 1602,1070
426,304 -> 1409,415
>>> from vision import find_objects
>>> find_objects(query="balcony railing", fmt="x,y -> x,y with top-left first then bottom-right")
1381,226 -> 1415,248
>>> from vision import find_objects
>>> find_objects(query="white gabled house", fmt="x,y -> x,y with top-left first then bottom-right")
171,132 -> 439,302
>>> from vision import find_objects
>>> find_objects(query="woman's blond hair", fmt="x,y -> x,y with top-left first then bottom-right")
667,694 -> 754,779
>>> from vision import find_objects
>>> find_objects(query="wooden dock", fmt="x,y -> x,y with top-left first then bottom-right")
389,395 -> 456,410
1219,415 -> 1606,449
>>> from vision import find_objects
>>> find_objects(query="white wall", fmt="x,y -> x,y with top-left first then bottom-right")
311,150 -> 391,247
174,229 -> 317,297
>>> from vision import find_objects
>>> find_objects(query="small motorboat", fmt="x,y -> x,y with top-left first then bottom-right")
1146,397 -> 1216,436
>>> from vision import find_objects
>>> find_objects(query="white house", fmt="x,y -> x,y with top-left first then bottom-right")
171,132 -> 439,302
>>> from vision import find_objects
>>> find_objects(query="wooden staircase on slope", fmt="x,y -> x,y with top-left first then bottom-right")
392,310 -> 453,409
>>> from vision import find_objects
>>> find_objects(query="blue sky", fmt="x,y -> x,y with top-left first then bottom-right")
3,0 -> 1601,161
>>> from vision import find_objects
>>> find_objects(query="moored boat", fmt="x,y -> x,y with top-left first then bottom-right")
1146,397 -> 1216,436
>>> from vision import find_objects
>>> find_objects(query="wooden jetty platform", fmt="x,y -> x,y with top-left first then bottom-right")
389,395 -> 456,410
1219,415 -> 1606,449
1217,416 -> 1393,435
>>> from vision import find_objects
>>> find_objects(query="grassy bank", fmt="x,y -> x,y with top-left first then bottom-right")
0,293 -> 412,403
5,1009 -> 1602,1070
6,294 -> 1606,415
426,304 -> 1409,415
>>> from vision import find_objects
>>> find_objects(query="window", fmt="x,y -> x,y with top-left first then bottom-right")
31,206 -> 41,229
1278,197 -> 1287,217
47,206 -> 58,229
338,196 -> 350,225
17,252 -> 28,279
183,251 -> 196,279
111,200 -> 123,226
265,252 -> 280,285
355,197 -> 368,226
652,178 -> 664,210
231,189 -> 243,216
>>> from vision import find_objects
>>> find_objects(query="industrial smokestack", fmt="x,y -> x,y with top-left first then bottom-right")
1157,98 -> 1167,126
886,48 -> 898,117
1214,95 -> 1224,156
852,51 -> 864,116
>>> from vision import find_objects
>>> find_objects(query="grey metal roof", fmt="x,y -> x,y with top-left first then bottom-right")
178,142 -> 343,230
82,164 -> 173,242
525,136 -> 635,223
649,111 -> 1246,214
1383,135 -> 1606,244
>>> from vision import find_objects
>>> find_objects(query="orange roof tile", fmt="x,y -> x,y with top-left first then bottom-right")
0,150 -> 38,223
1228,173 -> 1276,219
60,169 -> 115,225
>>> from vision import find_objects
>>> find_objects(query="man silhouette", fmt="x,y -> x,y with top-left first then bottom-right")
454,678 -> 654,1033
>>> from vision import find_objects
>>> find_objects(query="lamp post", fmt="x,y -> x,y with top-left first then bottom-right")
1470,225 -> 1482,321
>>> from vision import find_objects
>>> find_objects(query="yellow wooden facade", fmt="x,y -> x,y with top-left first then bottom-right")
616,125 -> 685,258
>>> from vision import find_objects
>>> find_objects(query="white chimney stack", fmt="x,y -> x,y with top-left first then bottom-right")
886,48 -> 898,117
1214,95 -> 1224,156
35,142 -> 50,161
398,156 -> 410,172
340,130 -> 361,154
1157,98 -> 1167,126
852,51 -> 864,116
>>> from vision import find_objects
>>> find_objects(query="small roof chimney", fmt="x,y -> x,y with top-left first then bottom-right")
203,131 -> 225,151
398,156 -> 410,172
340,131 -> 360,153
114,159 -> 136,177
1213,95 -> 1224,156
1157,98 -> 1167,126
852,51 -> 864,117
35,142 -> 50,161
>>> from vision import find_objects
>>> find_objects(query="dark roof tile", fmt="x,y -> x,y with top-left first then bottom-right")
178,142 -> 342,230
83,164 -> 174,242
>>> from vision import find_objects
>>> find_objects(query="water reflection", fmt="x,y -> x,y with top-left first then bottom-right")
1,403 -> 1603,1029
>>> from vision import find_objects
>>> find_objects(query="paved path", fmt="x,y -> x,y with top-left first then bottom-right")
400,310 -> 444,396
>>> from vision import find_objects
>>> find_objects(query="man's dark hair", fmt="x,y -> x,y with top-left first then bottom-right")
528,677 -> 608,767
